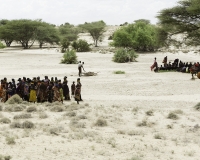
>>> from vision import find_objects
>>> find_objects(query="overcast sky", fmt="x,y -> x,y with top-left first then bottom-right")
0,0 -> 178,25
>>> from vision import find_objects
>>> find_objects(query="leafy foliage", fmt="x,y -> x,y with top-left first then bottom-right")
79,21 -> 106,47
61,49 -> 77,64
71,39 -> 91,52
157,0 -> 200,46
0,42 -> 6,49
60,38 -> 70,53
111,20 -> 165,51
113,48 -> 138,63
0,19 -> 60,48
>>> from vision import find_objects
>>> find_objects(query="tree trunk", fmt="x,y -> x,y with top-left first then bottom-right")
4,40 -> 12,47
39,42 -> 43,48
95,40 -> 98,47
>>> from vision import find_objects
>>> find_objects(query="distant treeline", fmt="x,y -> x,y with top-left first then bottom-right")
0,0 -> 199,52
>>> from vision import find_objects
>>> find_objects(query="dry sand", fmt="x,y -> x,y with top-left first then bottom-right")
0,31 -> 200,160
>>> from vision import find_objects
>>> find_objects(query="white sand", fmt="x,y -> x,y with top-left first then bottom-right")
0,31 -> 200,160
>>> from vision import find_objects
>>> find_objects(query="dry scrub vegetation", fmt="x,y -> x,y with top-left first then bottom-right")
0,101 -> 199,160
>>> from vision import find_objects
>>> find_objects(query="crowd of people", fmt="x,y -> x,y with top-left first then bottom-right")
151,56 -> 200,74
0,76 -> 83,104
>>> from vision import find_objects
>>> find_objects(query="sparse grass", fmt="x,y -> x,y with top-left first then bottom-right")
167,112 -> 179,120
194,102 -> 200,111
4,105 -> 24,112
10,121 -> 21,128
39,112 -> 48,119
2,155 -> 12,160
27,106 -> 37,112
186,150 -> 195,157
69,118 -> 86,128
95,118 -> 107,127
173,109 -> 183,114
0,117 -> 11,124
6,94 -> 22,104
137,118 -> 153,127
117,130 -> 126,134
22,121 -> 34,129
65,111 -> 76,117
4,106 -> 13,112
50,105 -> 65,112
127,130 -> 143,136
132,107 -> 139,115
167,124 -> 173,129
13,105 -> 24,112
14,113 -> 31,119
77,115 -> 87,119
113,70 -> 125,74
48,127 -> 63,135
6,136 -> 16,145
107,137 -> 116,148
145,110 -> 154,116
128,157 -> 142,160
154,133 -> 164,139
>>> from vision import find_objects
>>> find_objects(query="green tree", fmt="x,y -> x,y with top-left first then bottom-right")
0,20 -> 14,47
111,20 -> 164,51
60,38 -> 70,53
58,23 -> 79,42
36,22 -> 60,48
79,20 -> 106,47
157,0 -> 200,45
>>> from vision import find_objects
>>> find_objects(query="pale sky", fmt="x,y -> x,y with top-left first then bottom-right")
0,0 -> 178,25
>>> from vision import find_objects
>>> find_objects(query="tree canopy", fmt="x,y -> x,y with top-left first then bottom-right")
0,19 -> 60,48
157,0 -> 200,45
111,20 -> 166,51
79,20 -> 106,47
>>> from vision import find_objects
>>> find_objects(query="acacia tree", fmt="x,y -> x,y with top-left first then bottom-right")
36,22 -> 60,48
0,20 -> 14,47
79,20 -> 106,47
0,19 -> 60,49
111,20 -> 165,51
157,0 -> 200,46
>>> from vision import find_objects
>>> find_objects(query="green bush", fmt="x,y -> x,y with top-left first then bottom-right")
72,39 -> 91,52
0,42 -> 6,49
113,70 -> 125,74
61,49 -> 77,64
113,48 -> 138,63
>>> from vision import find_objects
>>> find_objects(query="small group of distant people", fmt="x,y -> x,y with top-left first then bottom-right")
150,56 -> 200,75
0,76 -> 83,104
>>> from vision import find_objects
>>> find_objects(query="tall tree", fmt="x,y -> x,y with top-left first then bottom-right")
157,0 -> 200,45
0,20 -> 14,47
36,22 -> 60,48
111,20 -> 165,51
79,20 -> 106,47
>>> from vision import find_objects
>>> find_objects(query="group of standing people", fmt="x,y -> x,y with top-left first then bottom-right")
0,76 -> 83,104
